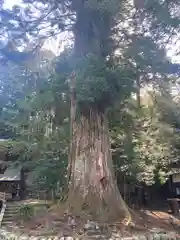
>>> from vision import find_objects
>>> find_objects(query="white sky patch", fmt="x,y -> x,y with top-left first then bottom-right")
4,0 -> 22,9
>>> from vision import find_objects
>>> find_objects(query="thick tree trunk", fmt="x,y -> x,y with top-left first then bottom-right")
67,76 -> 130,222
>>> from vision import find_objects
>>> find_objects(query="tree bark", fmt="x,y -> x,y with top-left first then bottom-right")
67,76 -> 130,222
66,2 -> 130,222
136,76 -> 141,108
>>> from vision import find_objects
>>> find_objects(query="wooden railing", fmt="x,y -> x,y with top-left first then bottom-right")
0,192 -> 6,227
0,202 -> 6,227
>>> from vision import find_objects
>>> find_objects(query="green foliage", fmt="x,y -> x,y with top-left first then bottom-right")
0,50 -> 69,196
18,204 -> 34,221
110,90 -> 180,186
75,54 -> 134,110
17,78 -> 69,195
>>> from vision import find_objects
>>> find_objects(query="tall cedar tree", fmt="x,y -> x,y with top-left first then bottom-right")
0,0 -> 180,221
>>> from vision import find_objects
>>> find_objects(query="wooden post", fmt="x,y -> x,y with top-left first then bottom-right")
168,198 -> 179,215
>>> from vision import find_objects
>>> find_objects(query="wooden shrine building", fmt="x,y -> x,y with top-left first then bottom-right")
0,167 -> 25,201
0,139 -> 26,201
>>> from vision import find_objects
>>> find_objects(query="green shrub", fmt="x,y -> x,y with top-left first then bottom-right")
18,204 -> 34,221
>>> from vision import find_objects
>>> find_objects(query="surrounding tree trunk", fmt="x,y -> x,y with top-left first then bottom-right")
136,76 -> 141,108
67,75 -> 130,222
